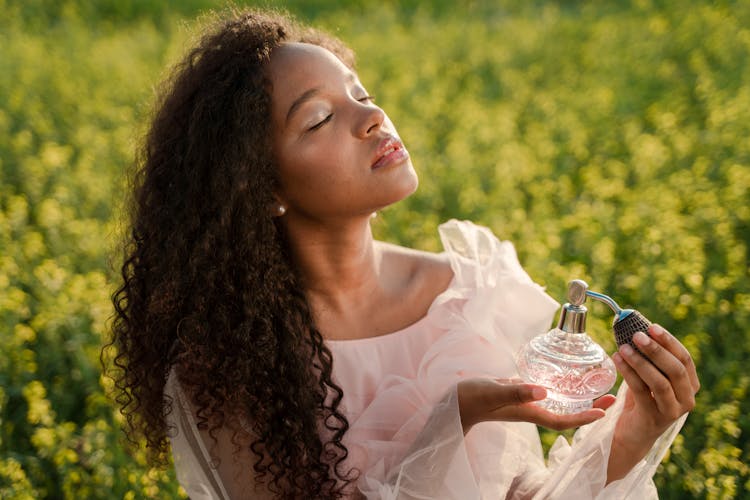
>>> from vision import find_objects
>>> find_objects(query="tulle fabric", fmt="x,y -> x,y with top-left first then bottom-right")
164,219 -> 686,499
165,370 -> 232,500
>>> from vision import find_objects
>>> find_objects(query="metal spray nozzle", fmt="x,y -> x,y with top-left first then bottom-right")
579,284 -> 657,366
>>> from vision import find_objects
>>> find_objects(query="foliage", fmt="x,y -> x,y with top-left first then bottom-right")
1,0 -> 748,497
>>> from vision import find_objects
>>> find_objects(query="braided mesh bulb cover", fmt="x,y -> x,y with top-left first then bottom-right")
613,310 -> 656,366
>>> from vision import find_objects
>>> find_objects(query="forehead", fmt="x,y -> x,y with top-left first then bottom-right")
267,43 -> 354,102
269,41 -> 347,69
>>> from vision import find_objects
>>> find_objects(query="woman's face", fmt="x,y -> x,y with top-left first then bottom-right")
267,42 -> 418,221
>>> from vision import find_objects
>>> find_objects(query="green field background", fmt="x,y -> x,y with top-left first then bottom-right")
1,0 -> 748,498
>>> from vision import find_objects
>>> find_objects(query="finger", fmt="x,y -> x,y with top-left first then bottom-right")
618,341 -> 685,418
593,394 -> 617,411
489,382 -> 547,406
648,324 -> 700,394
633,331 -> 695,410
462,379 -> 546,414
531,406 -> 607,431
488,401 -> 606,431
612,350 -> 657,410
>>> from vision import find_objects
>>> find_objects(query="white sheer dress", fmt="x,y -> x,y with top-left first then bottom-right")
164,219 -> 686,499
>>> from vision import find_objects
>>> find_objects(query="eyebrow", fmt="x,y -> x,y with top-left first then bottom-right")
284,73 -> 359,125
285,87 -> 321,125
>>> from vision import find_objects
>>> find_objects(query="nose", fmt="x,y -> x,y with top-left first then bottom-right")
354,103 -> 385,138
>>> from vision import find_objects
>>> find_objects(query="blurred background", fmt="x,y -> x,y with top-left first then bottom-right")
1,0 -> 748,498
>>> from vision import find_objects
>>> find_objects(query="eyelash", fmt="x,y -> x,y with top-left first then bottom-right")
309,114 -> 332,131
307,95 -> 377,132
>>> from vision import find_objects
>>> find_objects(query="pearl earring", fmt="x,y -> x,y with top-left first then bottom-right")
277,205 -> 286,216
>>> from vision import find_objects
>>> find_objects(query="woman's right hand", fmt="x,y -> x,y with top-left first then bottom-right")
457,378 -> 615,434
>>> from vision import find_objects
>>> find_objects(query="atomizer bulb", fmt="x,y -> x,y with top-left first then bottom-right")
585,290 -> 655,364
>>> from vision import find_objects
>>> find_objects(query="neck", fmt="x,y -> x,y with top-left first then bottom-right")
282,215 -> 381,311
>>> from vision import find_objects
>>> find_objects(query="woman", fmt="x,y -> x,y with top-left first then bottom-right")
108,8 -> 699,499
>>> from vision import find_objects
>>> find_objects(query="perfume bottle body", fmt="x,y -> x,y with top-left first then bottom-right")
516,327 -> 617,414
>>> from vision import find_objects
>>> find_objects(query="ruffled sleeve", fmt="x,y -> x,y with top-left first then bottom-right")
341,220 -> 686,499
435,219 -> 560,353
164,370 -> 232,500
523,381 -> 687,500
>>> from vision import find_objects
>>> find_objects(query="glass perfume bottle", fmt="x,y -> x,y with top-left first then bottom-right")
515,280 -> 617,414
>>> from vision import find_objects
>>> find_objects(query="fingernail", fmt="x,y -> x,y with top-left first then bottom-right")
612,352 -> 622,364
650,324 -> 665,337
621,344 -> 634,356
532,387 -> 547,400
634,331 -> 651,346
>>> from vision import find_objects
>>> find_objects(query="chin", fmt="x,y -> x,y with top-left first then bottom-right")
368,162 -> 418,211
382,170 -> 419,209
404,165 -> 419,194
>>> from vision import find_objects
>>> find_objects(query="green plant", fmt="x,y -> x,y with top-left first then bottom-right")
1,0 -> 748,497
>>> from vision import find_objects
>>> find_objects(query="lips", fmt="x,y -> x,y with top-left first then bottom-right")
371,136 -> 409,170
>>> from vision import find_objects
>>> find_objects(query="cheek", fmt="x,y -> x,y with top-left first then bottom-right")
277,143 -> 354,198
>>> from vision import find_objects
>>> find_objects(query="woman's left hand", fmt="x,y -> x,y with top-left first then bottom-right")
608,323 -> 700,482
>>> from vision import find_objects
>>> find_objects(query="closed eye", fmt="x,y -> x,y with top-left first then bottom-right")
358,95 -> 376,103
308,114 -> 333,131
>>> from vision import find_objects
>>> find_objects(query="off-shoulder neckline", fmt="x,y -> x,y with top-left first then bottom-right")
325,273 -> 457,346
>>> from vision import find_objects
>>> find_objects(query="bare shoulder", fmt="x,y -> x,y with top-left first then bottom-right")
376,241 -> 454,296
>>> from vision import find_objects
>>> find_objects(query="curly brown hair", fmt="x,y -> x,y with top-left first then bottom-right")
106,8 -> 356,498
